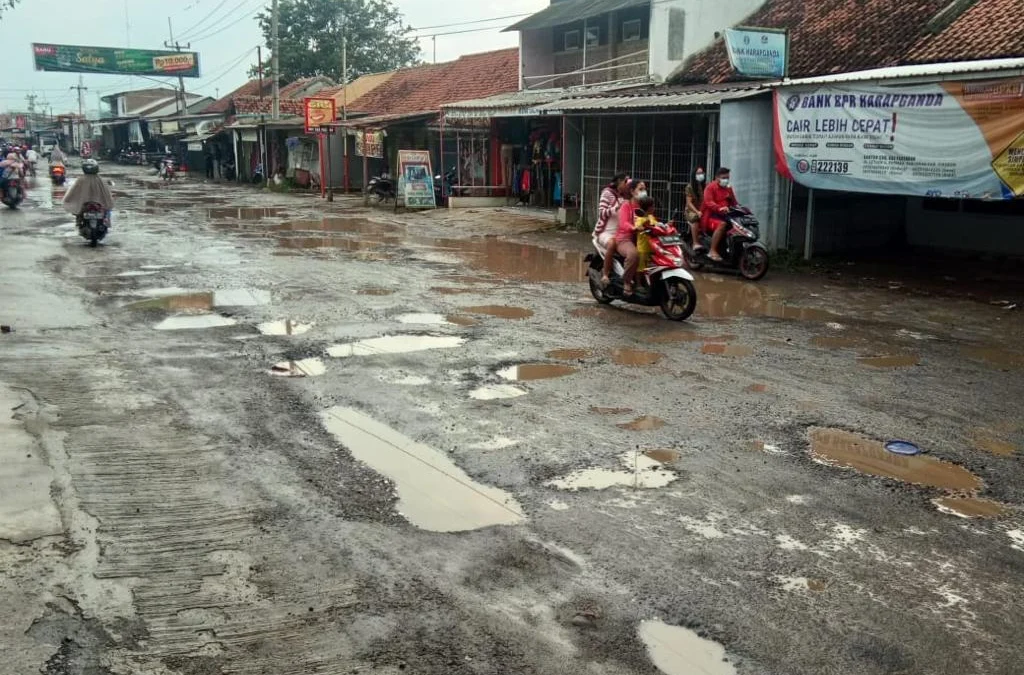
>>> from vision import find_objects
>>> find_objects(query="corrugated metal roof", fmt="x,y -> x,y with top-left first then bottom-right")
505,0 -> 648,32
442,89 -> 564,118
532,87 -> 764,113
777,57 -> 1024,86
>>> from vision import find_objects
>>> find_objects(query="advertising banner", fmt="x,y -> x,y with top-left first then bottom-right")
304,98 -> 336,134
32,43 -> 201,77
775,78 -> 1024,200
356,130 -> 383,158
724,28 -> 787,79
397,149 -> 436,208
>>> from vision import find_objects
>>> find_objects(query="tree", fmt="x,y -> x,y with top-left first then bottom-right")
0,1 -> 21,18
255,0 -> 420,85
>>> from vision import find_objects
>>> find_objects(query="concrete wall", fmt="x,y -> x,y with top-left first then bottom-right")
649,0 -> 767,81
905,198 -> 1024,256
720,97 -> 782,249
521,30 -> 554,90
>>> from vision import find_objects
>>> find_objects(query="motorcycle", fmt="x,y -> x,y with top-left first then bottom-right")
367,173 -> 396,203
675,206 -> 770,281
50,164 -> 66,186
585,220 -> 698,321
1,176 -> 24,209
159,157 -> 177,181
76,201 -> 109,246
433,167 -> 457,207
220,159 -> 236,181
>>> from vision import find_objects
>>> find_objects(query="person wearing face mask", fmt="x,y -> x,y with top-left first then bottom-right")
685,167 -> 705,252
614,179 -> 648,295
701,167 -> 738,262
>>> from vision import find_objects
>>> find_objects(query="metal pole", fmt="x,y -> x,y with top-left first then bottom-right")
582,17 -> 587,87
272,0 -> 280,120
342,31 -> 348,192
804,188 -> 815,260
165,18 -> 185,114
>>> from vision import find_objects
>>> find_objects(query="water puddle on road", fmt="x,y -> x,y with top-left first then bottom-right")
213,289 -> 272,307
497,363 -> 578,381
546,451 -> 678,491
933,496 -> 1008,519
546,348 -> 592,360
648,330 -> 701,344
462,305 -> 534,320
612,348 -> 663,366
857,354 -> 919,368
131,292 -> 214,312
272,217 -> 394,235
644,449 -> 680,463
133,289 -> 270,310
320,406 -> 525,532
269,358 -> 326,378
431,286 -> 477,295
276,236 -> 386,252
746,383 -> 769,393
469,384 -> 528,400
257,320 -> 313,336
808,428 -> 982,491
154,315 -> 238,330
700,280 -> 837,324
208,207 -> 285,220
618,416 -> 666,431
811,335 -> 860,350
327,335 -> 466,357
963,346 -> 1024,370
446,315 -> 479,327
972,429 -> 1017,456
639,619 -> 736,675
701,343 -> 753,357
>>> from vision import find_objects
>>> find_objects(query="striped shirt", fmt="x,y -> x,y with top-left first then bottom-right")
594,186 -> 624,235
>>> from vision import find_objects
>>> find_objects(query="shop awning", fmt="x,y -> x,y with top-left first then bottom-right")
505,0 -> 648,32
339,111 -> 437,129
532,85 -> 766,113
442,90 -> 565,119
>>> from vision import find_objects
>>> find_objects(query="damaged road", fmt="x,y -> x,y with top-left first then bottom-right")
2,168 -> 1024,675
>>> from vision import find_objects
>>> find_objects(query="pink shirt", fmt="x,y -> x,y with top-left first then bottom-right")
615,201 -> 639,243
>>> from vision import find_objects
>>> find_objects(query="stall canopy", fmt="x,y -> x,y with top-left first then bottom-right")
441,90 -> 565,120
339,111 -> 437,129
504,0 -> 649,32
531,85 -> 765,113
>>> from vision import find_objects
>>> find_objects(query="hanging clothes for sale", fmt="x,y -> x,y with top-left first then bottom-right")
553,172 -> 562,204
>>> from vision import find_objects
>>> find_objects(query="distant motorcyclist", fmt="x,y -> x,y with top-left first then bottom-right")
25,146 -> 38,176
0,151 -> 25,191
49,145 -> 67,165
701,167 -> 739,262
62,158 -> 114,221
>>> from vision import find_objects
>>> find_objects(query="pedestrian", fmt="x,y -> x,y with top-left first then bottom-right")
213,144 -> 222,180
205,150 -> 214,180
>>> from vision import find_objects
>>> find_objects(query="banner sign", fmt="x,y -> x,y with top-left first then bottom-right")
304,98 -> 336,134
397,149 -> 436,208
724,28 -> 787,79
356,130 -> 384,158
32,43 -> 201,77
774,78 -> 1024,200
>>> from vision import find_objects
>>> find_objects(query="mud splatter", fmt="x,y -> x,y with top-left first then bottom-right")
618,416 -> 666,431
498,364 -> 577,381
462,305 -> 534,320
746,383 -> 768,393
356,287 -> 396,296
612,348 -> 663,366
808,428 -> 981,491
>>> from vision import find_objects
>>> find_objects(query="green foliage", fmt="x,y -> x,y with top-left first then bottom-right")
255,0 -> 420,84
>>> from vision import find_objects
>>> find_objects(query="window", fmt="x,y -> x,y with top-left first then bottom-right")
622,19 -> 641,42
563,30 -> 581,51
586,25 -> 600,47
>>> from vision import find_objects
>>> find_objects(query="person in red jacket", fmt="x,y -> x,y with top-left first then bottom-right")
701,167 -> 738,262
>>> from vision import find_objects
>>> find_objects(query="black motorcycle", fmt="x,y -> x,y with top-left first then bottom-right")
432,167 -> 457,207
675,205 -> 770,281
77,201 -> 109,246
367,173 -> 396,203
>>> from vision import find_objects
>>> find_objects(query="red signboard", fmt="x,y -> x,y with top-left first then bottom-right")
304,97 -> 336,134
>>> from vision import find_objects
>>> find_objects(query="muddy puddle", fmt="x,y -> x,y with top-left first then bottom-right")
546,348 -> 592,360
446,315 -> 479,327
154,315 -> 237,330
328,335 -> 465,357
131,292 -> 214,312
808,428 -> 981,491
272,217 -> 394,235
498,363 -> 578,381
648,330 -> 701,344
933,496 -> 1008,519
462,305 -> 534,320
618,416 -> 666,431
130,289 -> 269,311
320,407 -> 525,531
469,384 -> 528,400
963,346 -> 1024,369
700,280 -> 836,323
208,207 -> 285,220
612,348 -> 663,366
746,383 -> 769,393
701,343 -> 753,357
428,235 -> 587,283
811,335 -> 861,350
857,354 -> 919,368
276,236 -> 388,252
546,451 -> 678,491
356,287 -> 395,296
396,313 -> 454,325
431,286 -> 477,295
257,320 -> 313,336
269,358 -> 326,377
639,619 -> 736,675
972,429 -> 1017,456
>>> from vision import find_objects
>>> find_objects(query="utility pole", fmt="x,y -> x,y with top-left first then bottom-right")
25,94 -> 37,134
69,76 -> 88,151
271,0 -> 280,120
164,18 -> 189,115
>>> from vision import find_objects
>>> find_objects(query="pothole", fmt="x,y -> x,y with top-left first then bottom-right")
638,619 -> 736,675
258,320 -> 313,336
546,451 -> 678,491
396,313 -> 453,325
327,335 -> 466,357
469,384 -> 528,400
612,348 -> 663,366
462,305 -> 534,320
320,407 -> 525,531
701,343 -> 752,357
497,364 -> 577,381
857,354 -> 919,368
269,358 -> 326,377
546,348 -> 592,360
933,496 -> 1008,519
356,287 -> 395,296
618,415 -> 666,431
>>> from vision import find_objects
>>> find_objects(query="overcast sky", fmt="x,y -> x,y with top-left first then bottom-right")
1,0 -> 547,113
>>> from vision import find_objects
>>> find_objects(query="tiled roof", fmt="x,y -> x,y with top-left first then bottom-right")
321,71 -> 395,110
347,48 -> 519,115
906,0 -> 1024,63
673,0 -> 958,83
231,77 -> 334,116
204,79 -> 273,114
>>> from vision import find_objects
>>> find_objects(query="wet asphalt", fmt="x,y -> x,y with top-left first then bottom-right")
2,166 -> 1024,675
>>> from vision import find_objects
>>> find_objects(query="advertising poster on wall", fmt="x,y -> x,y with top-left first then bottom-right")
397,150 -> 436,208
356,130 -> 384,158
303,98 -> 336,134
774,77 -> 1024,199
724,28 -> 788,79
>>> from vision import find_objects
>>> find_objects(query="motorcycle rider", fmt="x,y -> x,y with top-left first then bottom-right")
595,172 -> 628,287
0,151 -> 24,193
701,167 -> 738,262
62,158 -> 114,223
615,179 -> 648,296
25,146 -> 38,176
684,167 -> 705,252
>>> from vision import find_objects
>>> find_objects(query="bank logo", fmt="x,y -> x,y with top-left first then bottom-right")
744,34 -> 751,45
796,159 -> 810,173
786,95 -> 800,112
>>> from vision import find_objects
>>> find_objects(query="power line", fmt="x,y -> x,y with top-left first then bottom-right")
194,47 -> 257,91
410,13 -> 530,31
176,0 -> 231,40
411,24 -> 514,39
185,0 -> 263,43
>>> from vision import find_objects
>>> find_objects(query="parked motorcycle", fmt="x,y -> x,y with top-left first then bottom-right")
367,173 -> 396,203
585,220 -> 698,321
433,167 -> 457,206
1,176 -> 24,209
220,158 -> 236,181
50,164 -> 66,186
674,206 -> 769,281
77,201 -> 109,246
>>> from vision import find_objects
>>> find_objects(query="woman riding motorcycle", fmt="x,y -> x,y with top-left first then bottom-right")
0,151 -> 24,193
62,159 -> 114,223
594,172 -> 628,287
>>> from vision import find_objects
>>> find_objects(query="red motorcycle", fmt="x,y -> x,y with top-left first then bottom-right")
586,219 -> 698,321
1,176 -> 24,209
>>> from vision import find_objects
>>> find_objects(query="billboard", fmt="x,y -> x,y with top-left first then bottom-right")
32,43 -> 201,78
724,28 -> 787,79
774,78 -> 1024,200
303,97 -> 336,133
